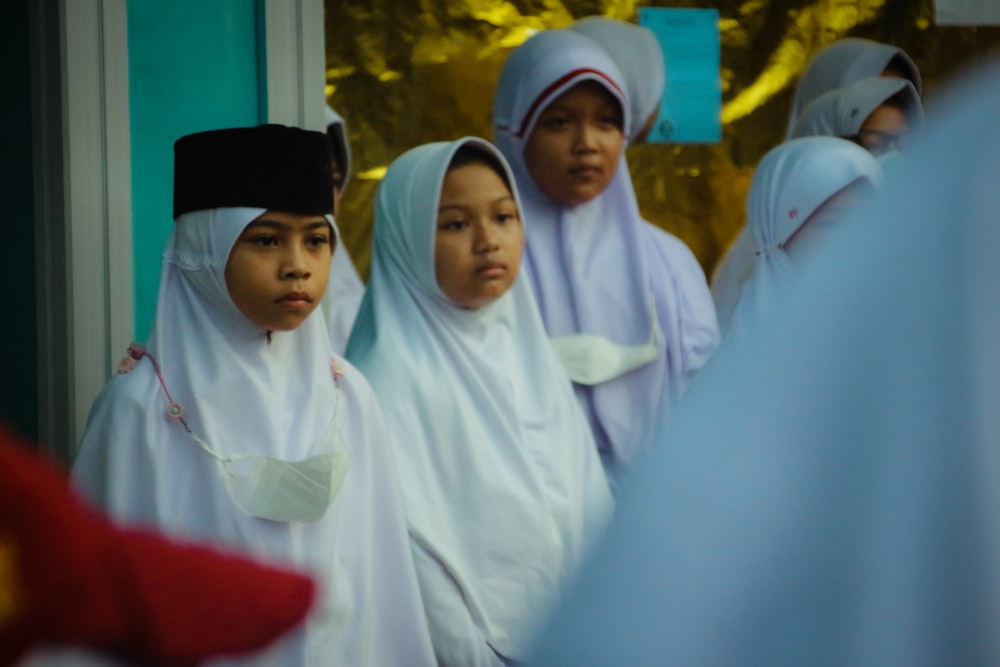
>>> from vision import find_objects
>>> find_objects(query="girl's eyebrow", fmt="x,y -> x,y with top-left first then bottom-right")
246,219 -> 287,230
246,219 -> 329,230
438,196 -> 515,214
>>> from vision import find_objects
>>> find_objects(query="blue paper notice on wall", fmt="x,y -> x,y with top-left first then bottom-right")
638,7 -> 721,144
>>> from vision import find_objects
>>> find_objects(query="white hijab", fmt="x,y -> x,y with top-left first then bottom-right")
346,137 -> 612,665
569,16 -> 665,142
715,77 -> 913,334
787,37 -> 921,138
526,55 -> 1000,667
321,105 -> 364,354
789,76 -> 924,139
72,208 -> 435,667
493,29 -> 718,484
717,41 -> 920,330
726,137 -> 883,338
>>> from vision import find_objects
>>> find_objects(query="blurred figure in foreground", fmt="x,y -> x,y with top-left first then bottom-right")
525,56 -> 1000,667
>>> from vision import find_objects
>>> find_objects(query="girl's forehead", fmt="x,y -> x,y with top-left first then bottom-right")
539,80 -> 624,122
555,79 -> 619,103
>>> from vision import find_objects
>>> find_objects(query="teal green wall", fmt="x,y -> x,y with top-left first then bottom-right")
1,0 -> 38,441
128,0 -> 267,340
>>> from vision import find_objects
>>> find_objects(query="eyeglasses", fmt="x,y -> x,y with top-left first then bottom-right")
845,129 -> 911,157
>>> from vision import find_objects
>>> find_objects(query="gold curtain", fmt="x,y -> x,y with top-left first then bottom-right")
325,0 -> 1000,279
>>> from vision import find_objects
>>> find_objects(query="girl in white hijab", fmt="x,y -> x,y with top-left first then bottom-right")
713,39 -> 921,326
524,55 -> 1000,667
320,105 -> 365,353
71,125 -> 435,667
789,76 -> 923,170
787,37 -> 922,138
723,136 -> 883,337
493,29 -> 719,490
346,137 -> 612,667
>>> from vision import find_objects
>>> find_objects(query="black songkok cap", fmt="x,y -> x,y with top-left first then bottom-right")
173,124 -> 333,219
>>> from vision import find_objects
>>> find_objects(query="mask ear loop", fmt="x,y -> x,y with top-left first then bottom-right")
123,343 -> 225,464
121,342 -> 345,466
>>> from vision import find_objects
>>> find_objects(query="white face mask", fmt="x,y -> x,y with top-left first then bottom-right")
218,449 -> 350,523
177,385 -> 350,523
549,296 -> 662,385
128,343 -> 350,523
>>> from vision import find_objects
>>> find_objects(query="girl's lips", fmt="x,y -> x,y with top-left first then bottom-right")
276,292 -> 313,308
570,165 -> 603,179
476,263 -> 507,278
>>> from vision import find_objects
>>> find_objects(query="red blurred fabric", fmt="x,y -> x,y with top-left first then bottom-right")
0,424 -> 314,666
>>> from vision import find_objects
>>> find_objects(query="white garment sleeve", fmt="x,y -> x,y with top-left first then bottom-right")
410,541 -> 507,667
645,224 -> 720,379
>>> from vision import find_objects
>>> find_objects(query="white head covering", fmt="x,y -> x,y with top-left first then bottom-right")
346,137 -> 612,664
787,37 -> 922,138
717,76 -> 917,334
324,105 -> 352,191
727,136 -> 883,337
569,16 -> 665,142
525,55 -> 1000,667
321,105 -> 364,354
72,208 -> 435,666
790,77 -> 924,139
493,29 -> 718,484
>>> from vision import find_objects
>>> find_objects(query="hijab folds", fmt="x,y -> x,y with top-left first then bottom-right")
493,29 -> 719,483
787,37 -> 921,137
321,105 -> 365,353
727,136 -> 883,336
789,76 -> 924,141
73,124 -> 435,666
346,138 -> 612,664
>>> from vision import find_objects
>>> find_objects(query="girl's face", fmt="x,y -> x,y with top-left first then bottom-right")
435,162 -> 523,309
225,210 -> 333,331
523,80 -> 625,206
854,103 -> 910,156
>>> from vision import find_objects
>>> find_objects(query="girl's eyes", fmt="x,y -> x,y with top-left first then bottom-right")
249,234 -> 330,247
439,219 -> 468,231
251,235 -> 279,247
599,114 -> 623,128
495,212 -> 518,224
541,115 -> 570,130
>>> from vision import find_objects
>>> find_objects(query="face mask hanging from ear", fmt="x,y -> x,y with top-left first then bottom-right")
175,387 -> 350,523
125,344 -> 350,523
211,430 -> 350,523
548,295 -> 662,385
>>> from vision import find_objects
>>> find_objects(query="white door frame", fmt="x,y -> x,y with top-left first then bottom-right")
33,0 -> 325,463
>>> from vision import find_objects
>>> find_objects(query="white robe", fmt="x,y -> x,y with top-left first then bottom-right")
71,207 -> 435,667
346,138 -> 612,666
493,29 -> 719,486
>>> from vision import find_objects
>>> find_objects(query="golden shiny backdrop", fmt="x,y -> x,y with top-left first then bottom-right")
325,0 -> 1000,279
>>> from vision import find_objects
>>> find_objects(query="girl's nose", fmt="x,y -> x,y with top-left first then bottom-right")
573,122 -> 599,152
282,247 -> 311,279
473,223 -> 500,254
